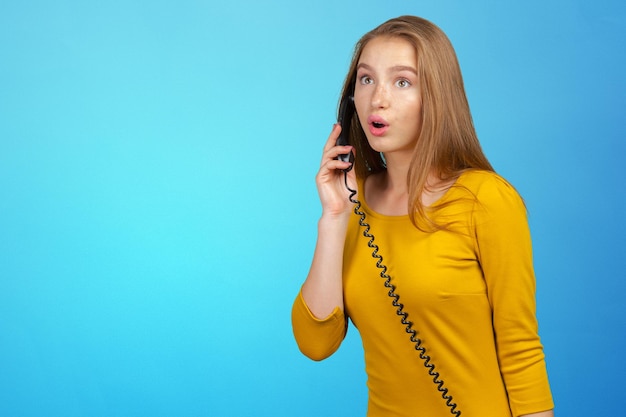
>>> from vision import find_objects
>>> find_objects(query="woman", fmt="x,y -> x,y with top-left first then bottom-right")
291,16 -> 554,417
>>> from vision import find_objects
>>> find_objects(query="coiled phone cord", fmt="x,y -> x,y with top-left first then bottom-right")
343,172 -> 462,417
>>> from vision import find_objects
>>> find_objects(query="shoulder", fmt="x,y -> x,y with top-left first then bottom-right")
457,170 -> 514,192
455,170 -> 526,219
457,170 -> 523,204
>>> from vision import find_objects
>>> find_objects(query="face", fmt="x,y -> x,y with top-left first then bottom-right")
354,36 -> 422,159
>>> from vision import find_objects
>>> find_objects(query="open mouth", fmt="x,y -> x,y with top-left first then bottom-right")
367,115 -> 389,136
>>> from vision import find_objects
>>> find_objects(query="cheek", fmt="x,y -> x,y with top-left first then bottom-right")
353,90 -> 366,114
398,103 -> 422,139
401,98 -> 422,124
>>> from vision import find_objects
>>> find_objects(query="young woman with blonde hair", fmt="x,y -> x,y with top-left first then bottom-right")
292,16 -> 554,417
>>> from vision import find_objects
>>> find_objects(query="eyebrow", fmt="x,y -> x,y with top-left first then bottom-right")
357,63 -> 418,74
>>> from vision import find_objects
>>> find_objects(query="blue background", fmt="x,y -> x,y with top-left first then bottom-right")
1,0 -> 624,416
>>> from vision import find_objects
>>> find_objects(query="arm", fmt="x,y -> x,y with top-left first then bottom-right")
301,215 -> 349,317
474,175 -> 554,416
300,123 -> 355,318
291,125 -> 356,359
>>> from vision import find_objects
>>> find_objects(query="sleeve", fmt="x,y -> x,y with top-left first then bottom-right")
473,175 -> 554,416
291,290 -> 348,361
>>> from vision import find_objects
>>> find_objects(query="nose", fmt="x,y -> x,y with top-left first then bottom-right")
371,84 -> 389,109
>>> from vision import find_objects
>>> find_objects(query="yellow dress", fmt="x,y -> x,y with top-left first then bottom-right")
292,170 -> 554,417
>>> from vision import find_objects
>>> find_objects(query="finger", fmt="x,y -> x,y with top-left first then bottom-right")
322,124 -> 342,152
322,158 -> 354,173
320,146 -> 353,169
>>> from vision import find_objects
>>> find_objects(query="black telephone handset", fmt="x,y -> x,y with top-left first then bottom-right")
336,90 -> 355,170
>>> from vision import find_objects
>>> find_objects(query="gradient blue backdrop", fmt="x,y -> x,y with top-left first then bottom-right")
1,1 -> 624,416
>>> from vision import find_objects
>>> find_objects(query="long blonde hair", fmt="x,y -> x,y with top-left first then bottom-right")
340,16 -> 494,229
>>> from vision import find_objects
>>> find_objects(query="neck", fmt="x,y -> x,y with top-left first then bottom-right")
380,152 -> 411,195
363,153 -> 412,216
380,152 -> 453,207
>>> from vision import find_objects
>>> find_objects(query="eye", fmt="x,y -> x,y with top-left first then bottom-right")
359,75 -> 374,85
395,79 -> 411,88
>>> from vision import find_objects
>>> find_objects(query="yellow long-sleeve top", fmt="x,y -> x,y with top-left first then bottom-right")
292,170 -> 553,417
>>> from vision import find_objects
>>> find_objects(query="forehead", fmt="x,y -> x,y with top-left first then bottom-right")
358,36 -> 417,68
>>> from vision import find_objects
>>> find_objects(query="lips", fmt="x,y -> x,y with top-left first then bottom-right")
367,115 -> 389,136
